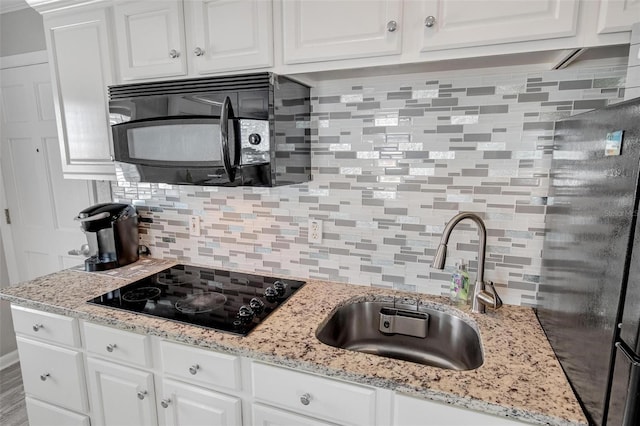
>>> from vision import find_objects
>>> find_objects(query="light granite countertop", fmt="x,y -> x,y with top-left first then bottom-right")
0,257 -> 587,426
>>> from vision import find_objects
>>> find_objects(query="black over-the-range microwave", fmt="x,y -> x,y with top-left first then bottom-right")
108,73 -> 311,187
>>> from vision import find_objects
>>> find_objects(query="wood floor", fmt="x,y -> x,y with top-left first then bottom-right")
0,362 -> 28,426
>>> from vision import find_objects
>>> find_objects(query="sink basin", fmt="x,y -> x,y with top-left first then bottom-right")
316,301 -> 483,370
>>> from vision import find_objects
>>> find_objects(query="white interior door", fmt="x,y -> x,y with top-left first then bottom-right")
0,61 -> 95,284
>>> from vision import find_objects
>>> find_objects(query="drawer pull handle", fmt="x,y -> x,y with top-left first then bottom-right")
161,398 -> 171,408
106,344 -> 117,353
300,393 -> 311,406
137,390 -> 147,400
40,373 -> 50,381
189,364 -> 200,375
32,324 -> 44,332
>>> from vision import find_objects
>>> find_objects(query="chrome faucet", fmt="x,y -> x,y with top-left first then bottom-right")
431,212 -> 502,314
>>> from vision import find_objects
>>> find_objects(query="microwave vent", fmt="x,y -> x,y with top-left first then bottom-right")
109,73 -> 272,99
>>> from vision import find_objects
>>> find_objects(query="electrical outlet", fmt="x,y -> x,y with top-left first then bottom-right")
189,215 -> 201,237
308,219 -> 322,244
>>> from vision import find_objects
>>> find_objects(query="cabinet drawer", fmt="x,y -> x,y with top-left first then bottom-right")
25,396 -> 90,426
11,305 -> 80,347
252,362 -> 376,426
83,322 -> 151,367
17,337 -> 88,413
160,340 -> 241,391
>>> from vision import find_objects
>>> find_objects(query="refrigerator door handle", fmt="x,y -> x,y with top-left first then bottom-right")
616,341 -> 640,367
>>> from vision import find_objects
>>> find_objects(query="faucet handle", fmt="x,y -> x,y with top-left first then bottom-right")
486,281 -> 503,309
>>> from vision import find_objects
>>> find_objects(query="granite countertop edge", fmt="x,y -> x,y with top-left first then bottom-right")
0,261 -> 587,426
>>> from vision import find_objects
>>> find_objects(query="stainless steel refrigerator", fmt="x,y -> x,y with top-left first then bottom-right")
538,97 -> 640,426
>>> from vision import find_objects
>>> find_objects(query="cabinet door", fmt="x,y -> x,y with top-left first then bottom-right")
16,337 -> 88,413
252,403 -> 336,426
185,0 -> 273,74
418,0 -> 578,51
597,0 -> 640,34
25,397 -> 90,426
159,378 -> 242,426
43,8 -> 116,180
113,0 -> 187,80
86,357 -> 157,426
282,0 -> 402,64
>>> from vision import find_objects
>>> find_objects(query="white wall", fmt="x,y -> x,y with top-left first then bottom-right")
0,6 -> 45,57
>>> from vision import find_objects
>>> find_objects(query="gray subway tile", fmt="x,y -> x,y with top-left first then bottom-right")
573,99 -> 608,110
432,98 -> 459,107
437,125 -> 463,133
518,92 -> 549,102
480,105 -> 508,114
467,86 -> 496,96
558,80 -> 592,90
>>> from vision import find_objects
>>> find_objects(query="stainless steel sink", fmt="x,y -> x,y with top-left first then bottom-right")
315,301 -> 483,370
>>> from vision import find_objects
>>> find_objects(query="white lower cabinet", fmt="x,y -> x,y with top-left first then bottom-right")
86,357 -> 158,426
159,378 -> 242,426
25,396 -> 90,426
11,307 -> 535,426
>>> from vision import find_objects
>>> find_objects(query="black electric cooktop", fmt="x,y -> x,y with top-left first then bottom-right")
88,264 -> 306,336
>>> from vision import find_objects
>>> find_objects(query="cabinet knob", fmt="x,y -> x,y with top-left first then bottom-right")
189,364 -> 200,375
106,343 -> 117,353
194,47 -> 204,57
387,20 -> 397,32
32,323 -> 44,332
137,390 -> 147,400
300,393 -> 311,406
425,16 -> 436,28
40,373 -> 50,381
169,49 -> 180,59
161,398 -> 171,408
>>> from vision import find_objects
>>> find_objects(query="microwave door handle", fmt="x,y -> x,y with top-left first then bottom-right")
220,96 -> 236,183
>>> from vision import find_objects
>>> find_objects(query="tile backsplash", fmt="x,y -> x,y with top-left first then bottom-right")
112,62 -> 627,307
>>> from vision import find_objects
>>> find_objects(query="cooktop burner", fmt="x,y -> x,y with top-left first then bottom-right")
88,264 -> 306,336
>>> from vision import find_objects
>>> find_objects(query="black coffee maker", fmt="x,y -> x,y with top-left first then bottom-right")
76,203 -> 139,271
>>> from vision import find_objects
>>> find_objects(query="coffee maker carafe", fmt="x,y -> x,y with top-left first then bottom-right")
76,203 -> 139,271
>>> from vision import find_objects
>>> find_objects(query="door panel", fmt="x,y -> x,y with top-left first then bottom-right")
113,0 -> 187,80
186,0 -> 273,74
87,357 -> 157,426
597,0 -> 640,34
282,0 -> 402,64
45,8 -> 116,179
0,63 -> 94,283
160,378 -> 242,426
419,0 -> 578,51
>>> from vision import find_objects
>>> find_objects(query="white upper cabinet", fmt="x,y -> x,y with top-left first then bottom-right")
112,0 -> 274,81
417,0 -> 579,51
597,0 -> 640,34
43,6 -> 116,180
281,0 -> 403,64
113,0 -> 187,80
185,0 -> 274,75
